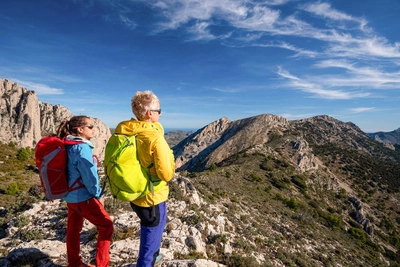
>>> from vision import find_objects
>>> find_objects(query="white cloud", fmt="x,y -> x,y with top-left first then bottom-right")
252,41 -> 319,58
119,15 -> 137,30
81,0 -> 400,100
212,87 -> 240,93
12,79 -> 64,95
276,67 -> 370,99
280,113 -> 314,120
314,59 -> 400,88
350,107 -> 375,113
152,0 -> 280,33
300,2 -> 367,27
187,22 -> 217,41
95,0 -> 400,61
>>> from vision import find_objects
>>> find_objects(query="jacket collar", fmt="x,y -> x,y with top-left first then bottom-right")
65,135 -> 94,148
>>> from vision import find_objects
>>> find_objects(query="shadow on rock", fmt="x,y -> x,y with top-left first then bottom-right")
4,247 -> 63,267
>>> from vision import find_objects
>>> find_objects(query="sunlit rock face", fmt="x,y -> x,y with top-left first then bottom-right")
0,78 -> 110,160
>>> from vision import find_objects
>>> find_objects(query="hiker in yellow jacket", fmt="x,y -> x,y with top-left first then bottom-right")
114,90 -> 175,267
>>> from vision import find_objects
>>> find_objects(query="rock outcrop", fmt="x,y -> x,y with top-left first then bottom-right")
0,78 -> 110,160
349,197 -> 374,236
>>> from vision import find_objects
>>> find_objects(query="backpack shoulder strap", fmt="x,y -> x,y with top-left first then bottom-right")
69,177 -> 85,192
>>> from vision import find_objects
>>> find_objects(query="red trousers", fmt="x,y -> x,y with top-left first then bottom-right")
66,198 -> 113,267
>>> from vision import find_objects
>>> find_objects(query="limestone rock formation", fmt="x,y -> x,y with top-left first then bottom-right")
291,137 -> 319,172
0,78 -> 110,160
349,197 -> 374,236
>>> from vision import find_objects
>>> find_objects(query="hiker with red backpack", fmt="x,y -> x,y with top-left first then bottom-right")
56,116 -> 113,267
113,91 -> 175,266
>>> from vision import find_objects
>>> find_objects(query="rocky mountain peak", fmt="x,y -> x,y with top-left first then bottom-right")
174,114 -> 288,171
0,78 -> 110,159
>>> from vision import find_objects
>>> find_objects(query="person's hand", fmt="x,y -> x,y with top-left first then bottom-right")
100,198 -> 105,206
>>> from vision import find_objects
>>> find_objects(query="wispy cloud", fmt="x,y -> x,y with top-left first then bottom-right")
300,2 -> 368,29
76,0 -> 400,102
349,107 -> 375,113
119,15 -> 137,30
212,87 -> 240,93
314,59 -> 400,88
187,22 -> 217,41
280,113 -> 315,120
276,67 -> 370,99
91,0 -> 400,60
252,41 -> 319,58
12,79 -> 64,95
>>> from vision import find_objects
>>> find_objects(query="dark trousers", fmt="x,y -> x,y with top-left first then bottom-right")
130,201 -> 167,267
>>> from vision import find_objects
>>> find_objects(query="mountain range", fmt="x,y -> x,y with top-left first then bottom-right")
0,77 -> 399,266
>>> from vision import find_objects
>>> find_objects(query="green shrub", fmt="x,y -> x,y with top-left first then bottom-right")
223,253 -> 259,267
389,235 -> 400,249
348,227 -> 366,243
14,215 -> 30,227
291,174 -> 307,189
184,213 -> 205,226
380,217 -> 395,232
20,228 -> 46,241
249,173 -> 262,182
284,197 -> 299,211
272,177 -> 288,190
209,234 -> 228,244
274,193 -> 284,201
209,163 -> 217,171
112,226 -> 139,242
232,238 -> 253,253
264,185 -> 271,193
16,148 -> 31,161
5,182 -> 19,195
326,214 -> 342,230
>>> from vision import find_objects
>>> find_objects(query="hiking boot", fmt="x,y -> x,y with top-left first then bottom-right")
154,253 -> 164,266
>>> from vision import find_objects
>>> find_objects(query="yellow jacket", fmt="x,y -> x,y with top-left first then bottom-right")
114,118 -> 175,207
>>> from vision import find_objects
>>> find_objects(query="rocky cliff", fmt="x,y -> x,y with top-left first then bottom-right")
0,78 -> 111,160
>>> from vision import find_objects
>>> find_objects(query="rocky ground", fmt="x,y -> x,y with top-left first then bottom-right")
0,175 -> 227,267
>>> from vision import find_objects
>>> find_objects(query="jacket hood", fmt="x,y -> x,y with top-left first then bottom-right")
114,118 -> 164,136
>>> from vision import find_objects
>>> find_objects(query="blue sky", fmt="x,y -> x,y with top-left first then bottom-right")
1,0 -> 399,132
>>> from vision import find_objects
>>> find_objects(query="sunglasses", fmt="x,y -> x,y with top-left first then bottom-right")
150,109 -> 161,114
72,124 -> 94,130
83,124 -> 95,129
75,124 -> 94,130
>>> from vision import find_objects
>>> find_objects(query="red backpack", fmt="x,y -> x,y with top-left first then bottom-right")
35,136 -> 85,200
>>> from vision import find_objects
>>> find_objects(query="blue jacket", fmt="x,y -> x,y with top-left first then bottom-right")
63,135 -> 102,203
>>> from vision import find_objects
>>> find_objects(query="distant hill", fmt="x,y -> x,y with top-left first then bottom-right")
164,129 -> 195,148
368,128 -> 400,145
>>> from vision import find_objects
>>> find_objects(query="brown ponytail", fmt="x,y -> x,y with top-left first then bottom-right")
56,115 -> 90,138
